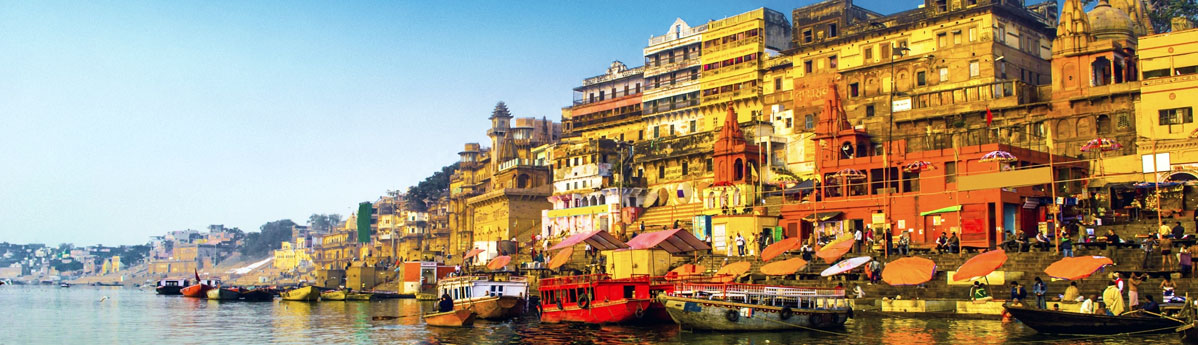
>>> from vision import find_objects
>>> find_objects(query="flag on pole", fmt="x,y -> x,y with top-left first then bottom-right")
985,107 -> 993,126
1045,125 -> 1055,151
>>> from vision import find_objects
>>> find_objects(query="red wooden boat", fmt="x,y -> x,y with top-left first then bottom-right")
538,274 -> 670,324
180,270 -> 217,298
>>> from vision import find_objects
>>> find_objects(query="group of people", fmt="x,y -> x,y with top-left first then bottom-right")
1049,272 -> 1179,316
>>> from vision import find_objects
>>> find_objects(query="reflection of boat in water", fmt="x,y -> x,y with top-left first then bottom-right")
239,288 -> 274,301
660,282 -> 851,331
281,286 -> 320,301
537,274 -> 660,324
1004,305 -> 1183,335
423,308 -> 476,327
437,275 -> 528,320
206,287 -> 240,300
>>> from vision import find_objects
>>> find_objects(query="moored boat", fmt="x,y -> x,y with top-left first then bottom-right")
660,282 -> 851,331
322,289 -> 347,301
1004,305 -> 1184,335
280,286 -> 320,302
59,282 -> 70,288
239,288 -> 275,302
437,275 -> 529,320
346,292 -> 373,301
423,308 -> 476,327
155,278 -> 190,295
181,279 -> 219,298
206,287 -> 240,300
537,274 -> 659,324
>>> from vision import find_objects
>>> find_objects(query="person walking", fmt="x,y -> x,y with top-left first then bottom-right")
1032,277 -> 1047,309
735,233 -> 746,256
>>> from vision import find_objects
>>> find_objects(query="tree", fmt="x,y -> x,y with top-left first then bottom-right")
238,219 -> 297,257
1147,0 -> 1198,33
405,162 -> 460,212
306,214 -> 343,232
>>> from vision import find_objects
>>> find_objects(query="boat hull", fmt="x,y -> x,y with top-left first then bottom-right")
1004,306 -> 1183,335
206,288 -> 240,300
540,298 -> 653,324
281,286 -> 320,302
240,289 -> 274,301
661,296 -> 849,331
424,308 -> 476,327
322,290 -> 347,301
346,293 -> 373,301
181,284 -> 213,298
456,295 -> 525,320
156,286 -> 184,295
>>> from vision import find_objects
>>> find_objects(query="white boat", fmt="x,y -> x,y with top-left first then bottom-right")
436,275 -> 529,320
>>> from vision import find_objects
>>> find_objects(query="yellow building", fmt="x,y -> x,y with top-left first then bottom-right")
699,8 -> 791,127
643,18 -> 706,139
273,241 -> 313,271
1137,23 -> 1198,179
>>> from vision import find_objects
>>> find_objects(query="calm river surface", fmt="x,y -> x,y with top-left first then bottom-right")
0,285 -> 1178,344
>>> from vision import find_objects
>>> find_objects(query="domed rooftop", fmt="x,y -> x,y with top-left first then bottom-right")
1088,0 -> 1136,40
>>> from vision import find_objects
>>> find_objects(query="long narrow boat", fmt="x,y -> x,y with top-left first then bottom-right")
206,287 -> 240,300
423,308 -> 476,327
346,292 -> 374,301
1004,305 -> 1184,335
280,286 -> 320,301
659,282 -> 851,331
537,274 -> 661,324
239,288 -> 275,302
437,275 -> 528,320
181,279 -> 219,298
321,289 -> 347,301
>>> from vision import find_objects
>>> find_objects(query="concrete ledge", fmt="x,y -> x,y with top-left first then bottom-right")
881,299 -> 956,313
956,300 -> 1009,315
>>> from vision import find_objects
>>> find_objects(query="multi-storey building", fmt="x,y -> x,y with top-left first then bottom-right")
643,19 -> 706,139
448,143 -> 489,263
1135,20 -> 1198,183
541,138 -> 647,239
699,8 -> 791,128
564,61 -> 644,141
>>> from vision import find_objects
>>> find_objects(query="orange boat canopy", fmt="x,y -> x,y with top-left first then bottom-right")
486,255 -> 512,270
463,248 -> 485,260
666,264 -> 706,280
1044,256 -> 1114,280
953,249 -> 1008,281
760,237 -> 801,262
882,257 -> 937,286
760,258 -> 808,276
713,261 -> 752,283
547,247 -> 574,270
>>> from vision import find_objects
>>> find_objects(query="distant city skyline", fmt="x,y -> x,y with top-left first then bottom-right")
0,0 -> 921,245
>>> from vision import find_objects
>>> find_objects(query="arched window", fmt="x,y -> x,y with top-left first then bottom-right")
658,165 -> 666,179
517,174 -> 530,188
1096,115 -> 1111,134
734,159 -> 745,181
1092,57 -> 1112,86
598,195 -> 606,205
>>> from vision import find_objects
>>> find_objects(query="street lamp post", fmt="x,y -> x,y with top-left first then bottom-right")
884,46 -> 910,258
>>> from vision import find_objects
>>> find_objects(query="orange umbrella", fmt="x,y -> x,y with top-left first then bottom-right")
463,248 -> 484,260
486,255 -> 512,270
760,237 -> 802,262
1044,256 -> 1114,280
882,257 -> 937,286
547,247 -> 573,270
953,249 -> 1008,281
760,258 -> 808,276
713,261 -> 752,283
816,239 -> 855,264
665,264 -> 706,280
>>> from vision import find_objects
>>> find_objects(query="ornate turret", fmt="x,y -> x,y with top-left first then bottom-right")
1054,0 -> 1092,54
1113,0 -> 1155,36
713,106 -> 761,185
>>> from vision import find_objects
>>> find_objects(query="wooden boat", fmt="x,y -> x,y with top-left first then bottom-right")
206,287 -> 240,300
1004,305 -> 1184,335
59,282 -> 70,288
346,292 -> 373,301
181,279 -> 219,298
280,286 -> 320,301
660,282 -> 852,331
423,308 -> 476,327
321,290 -> 347,301
437,275 -> 528,320
537,274 -> 662,324
1181,322 -> 1198,344
239,288 -> 274,301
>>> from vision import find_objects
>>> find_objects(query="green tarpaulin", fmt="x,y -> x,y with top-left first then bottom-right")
919,205 -> 962,217
357,202 -> 372,243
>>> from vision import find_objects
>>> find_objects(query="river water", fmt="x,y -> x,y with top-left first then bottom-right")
0,285 -> 1179,344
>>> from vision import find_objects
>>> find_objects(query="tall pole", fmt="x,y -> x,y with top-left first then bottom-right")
885,47 -> 908,258
1050,148 -> 1059,254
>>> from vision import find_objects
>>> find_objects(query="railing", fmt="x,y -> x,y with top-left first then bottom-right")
540,273 -> 612,287
669,282 -> 850,310
573,89 -> 640,106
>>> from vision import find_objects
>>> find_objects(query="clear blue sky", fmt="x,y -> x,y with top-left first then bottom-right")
0,0 -> 919,246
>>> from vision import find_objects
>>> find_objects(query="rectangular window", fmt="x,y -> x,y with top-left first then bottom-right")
1177,66 -> 1198,75
682,162 -> 689,175
917,71 -> 927,86
945,162 -> 957,183
939,68 -> 948,82
969,27 -> 977,42
775,78 -> 783,91
969,61 -> 980,77
670,124 -> 675,136
849,82 -> 859,97
653,126 -> 660,138
706,158 -> 713,172
785,118 -> 792,128
999,61 -> 1007,79
938,33 -> 948,48
805,114 -> 815,129
829,23 -> 838,37
866,105 -> 875,117
804,60 -> 813,73
829,55 -> 837,69
953,31 -> 961,45
881,44 -> 891,61
689,119 -> 697,133
864,47 -> 873,61
1160,107 -> 1194,125
803,29 -> 813,43
997,24 -> 1006,44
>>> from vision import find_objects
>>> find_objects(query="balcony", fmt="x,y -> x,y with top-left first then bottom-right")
644,56 -> 702,76
701,86 -> 761,104
553,163 -> 613,181
893,80 -> 1036,123
573,89 -> 640,106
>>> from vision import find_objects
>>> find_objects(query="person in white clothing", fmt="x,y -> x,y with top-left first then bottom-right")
854,229 -> 864,253
1079,295 -> 1095,314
